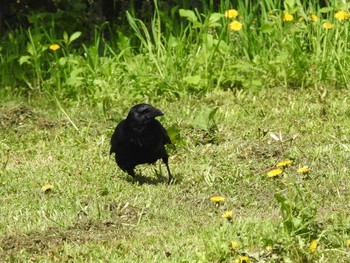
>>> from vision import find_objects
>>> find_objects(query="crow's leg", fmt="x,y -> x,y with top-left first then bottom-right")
166,163 -> 173,184
162,155 -> 173,184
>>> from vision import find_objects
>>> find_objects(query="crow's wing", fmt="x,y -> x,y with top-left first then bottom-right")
110,119 -> 126,155
157,120 -> 171,145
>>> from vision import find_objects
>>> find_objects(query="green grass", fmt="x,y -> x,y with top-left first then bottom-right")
1,1 -> 350,261
1,87 -> 350,262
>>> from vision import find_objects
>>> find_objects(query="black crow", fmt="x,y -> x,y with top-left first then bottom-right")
110,104 -> 173,183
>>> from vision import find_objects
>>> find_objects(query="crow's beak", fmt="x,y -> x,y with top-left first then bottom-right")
151,108 -> 164,118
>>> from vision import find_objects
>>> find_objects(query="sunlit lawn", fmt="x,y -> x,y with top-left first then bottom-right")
1,87 -> 350,261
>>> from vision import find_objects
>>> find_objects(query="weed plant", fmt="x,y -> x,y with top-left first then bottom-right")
1,0 -> 350,100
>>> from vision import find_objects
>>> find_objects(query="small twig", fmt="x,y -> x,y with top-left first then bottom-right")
3,150 -> 10,170
54,97 -> 80,133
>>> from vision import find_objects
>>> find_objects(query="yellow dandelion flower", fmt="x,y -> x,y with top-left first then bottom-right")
310,240 -> 317,253
230,21 -> 243,31
231,241 -> 239,249
335,10 -> 350,21
283,12 -> 294,22
222,210 -> 233,220
41,184 -> 54,192
346,239 -> 350,247
298,166 -> 310,174
267,168 -> 283,177
323,22 -> 334,29
49,44 -> 60,51
225,9 -> 239,19
266,245 -> 273,251
276,160 -> 292,168
311,14 -> 318,22
236,255 -> 250,263
210,196 -> 225,203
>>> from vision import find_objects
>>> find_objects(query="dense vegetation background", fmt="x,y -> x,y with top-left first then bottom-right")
1,0 -> 347,101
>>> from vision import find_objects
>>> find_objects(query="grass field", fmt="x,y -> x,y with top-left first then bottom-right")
2,0 -> 350,262
1,87 -> 350,262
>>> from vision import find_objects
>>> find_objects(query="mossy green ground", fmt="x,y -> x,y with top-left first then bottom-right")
1,87 -> 350,262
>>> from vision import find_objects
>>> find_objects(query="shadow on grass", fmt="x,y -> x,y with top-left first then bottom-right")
124,171 -> 181,186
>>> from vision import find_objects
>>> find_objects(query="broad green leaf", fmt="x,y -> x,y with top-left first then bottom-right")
19,55 -> 31,65
290,6 -> 301,14
63,31 -> 69,44
251,79 -> 263,87
168,34 -> 179,48
205,34 -> 213,48
275,51 -> 289,64
320,7 -> 333,13
208,13 -> 223,27
179,9 -> 198,23
192,107 -> 218,130
93,79 -> 108,88
217,40 -> 228,53
292,217 -> 302,228
261,22 -> 275,33
27,44 -> 34,56
69,31 -> 82,44
183,75 -> 201,85
284,0 -> 296,9
59,57 -> 68,66
192,21 -> 202,28
66,68 -> 84,87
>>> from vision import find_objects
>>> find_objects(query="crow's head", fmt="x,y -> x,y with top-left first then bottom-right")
127,104 -> 164,126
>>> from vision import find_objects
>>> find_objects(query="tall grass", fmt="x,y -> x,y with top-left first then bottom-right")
1,0 -> 350,100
